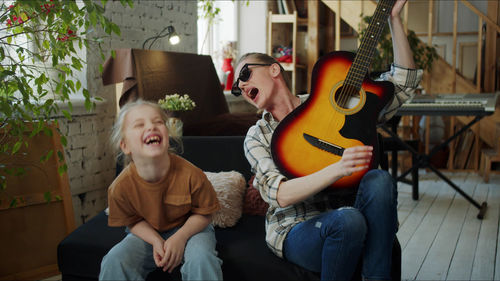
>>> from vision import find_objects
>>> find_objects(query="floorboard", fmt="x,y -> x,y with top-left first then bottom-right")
446,176 -> 486,280
416,176 -> 472,280
471,183 -> 499,280
399,171 -> 500,281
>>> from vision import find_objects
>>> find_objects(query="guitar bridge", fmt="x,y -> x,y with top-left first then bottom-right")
303,133 -> 345,156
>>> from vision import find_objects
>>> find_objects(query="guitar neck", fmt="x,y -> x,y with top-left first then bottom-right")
346,0 -> 395,89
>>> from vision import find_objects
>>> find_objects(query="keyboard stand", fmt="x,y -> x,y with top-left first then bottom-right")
379,114 -> 488,220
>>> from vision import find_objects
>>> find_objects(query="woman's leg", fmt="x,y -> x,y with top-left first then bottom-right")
354,169 -> 398,280
181,224 -> 223,281
99,232 -> 156,280
284,208 -> 367,280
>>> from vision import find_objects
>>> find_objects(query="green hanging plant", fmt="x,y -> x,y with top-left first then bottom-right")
0,0 -> 133,206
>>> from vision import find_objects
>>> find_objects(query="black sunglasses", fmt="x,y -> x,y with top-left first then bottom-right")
231,63 -> 272,96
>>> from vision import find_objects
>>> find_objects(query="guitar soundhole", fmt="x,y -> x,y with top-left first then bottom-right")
335,84 -> 361,110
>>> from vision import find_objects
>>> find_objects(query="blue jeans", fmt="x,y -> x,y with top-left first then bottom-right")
99,224 -> 223,281
283,169 -> 398,280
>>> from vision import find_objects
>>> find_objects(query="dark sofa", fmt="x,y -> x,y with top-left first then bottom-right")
57,136 -> 401,281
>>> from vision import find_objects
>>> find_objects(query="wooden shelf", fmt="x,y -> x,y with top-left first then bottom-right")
281,62 -> 306,71
267,10 -> 307,95
269,13 -> 308,26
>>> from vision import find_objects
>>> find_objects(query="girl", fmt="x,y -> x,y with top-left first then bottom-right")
99,99 -> 223,281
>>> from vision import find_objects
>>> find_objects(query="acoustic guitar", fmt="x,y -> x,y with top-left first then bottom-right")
271,0 -> 396,189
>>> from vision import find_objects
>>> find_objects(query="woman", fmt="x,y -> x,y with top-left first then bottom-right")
233,0 -> 422,280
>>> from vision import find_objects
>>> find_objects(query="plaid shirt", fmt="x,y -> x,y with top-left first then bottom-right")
243,64 -> 423,258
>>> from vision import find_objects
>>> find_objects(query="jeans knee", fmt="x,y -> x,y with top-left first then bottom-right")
364,169 -> 393,186
361,170 -> 396,202
323,208 -> 367,243
185,246 -> 222,268
100,253 -> 113,269
341,208 -> 367,240
182,249 -> 222,280
100,249 -> 130,278
101,246 -> 132,269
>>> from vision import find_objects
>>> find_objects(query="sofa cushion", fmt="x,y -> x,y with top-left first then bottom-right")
205,171 -> 246,228
215,215 -> 320,281
181,136 -> 252,181
242,176 -> 269,216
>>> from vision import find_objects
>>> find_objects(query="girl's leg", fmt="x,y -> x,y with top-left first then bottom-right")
354,169 -> 398,280
99,232 -> 156,280
181,224 -> 223,281
284,208 -> 367,280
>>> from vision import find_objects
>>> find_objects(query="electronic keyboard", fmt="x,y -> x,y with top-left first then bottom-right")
398,93 -> 499,116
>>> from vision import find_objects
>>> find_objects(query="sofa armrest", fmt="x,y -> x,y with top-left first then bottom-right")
57,211 -> 125,280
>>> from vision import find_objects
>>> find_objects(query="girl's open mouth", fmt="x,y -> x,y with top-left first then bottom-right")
144,134 -> 162,145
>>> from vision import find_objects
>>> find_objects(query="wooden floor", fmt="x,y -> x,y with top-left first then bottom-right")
398,170 -> 500,281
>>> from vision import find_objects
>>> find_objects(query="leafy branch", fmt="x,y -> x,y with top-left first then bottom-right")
0,0 -> 133,205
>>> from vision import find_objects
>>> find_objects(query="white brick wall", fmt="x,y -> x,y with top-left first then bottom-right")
63,0 -> 198,226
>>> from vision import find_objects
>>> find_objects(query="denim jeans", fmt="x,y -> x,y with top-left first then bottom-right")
283,169 -> 398,281
99,224 -> 223,281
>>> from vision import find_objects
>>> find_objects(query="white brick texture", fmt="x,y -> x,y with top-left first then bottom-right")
63,1 -> 197,226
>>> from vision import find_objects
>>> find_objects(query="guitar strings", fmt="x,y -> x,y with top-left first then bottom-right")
337,0 -> 392,110
332,0 -> 392,145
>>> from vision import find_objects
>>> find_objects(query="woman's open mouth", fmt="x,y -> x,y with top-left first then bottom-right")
248,88 -> 259,101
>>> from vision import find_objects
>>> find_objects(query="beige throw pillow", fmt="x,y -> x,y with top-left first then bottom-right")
205,171 -> 246,228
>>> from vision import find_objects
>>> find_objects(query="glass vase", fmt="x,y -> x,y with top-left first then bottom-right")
167,117 -> 183,137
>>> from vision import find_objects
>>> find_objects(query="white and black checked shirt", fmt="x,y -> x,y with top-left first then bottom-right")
243,64 -> 423,258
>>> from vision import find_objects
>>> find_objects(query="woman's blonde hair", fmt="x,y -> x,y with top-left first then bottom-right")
110,99 -> 182,158
236,52 -> 289,86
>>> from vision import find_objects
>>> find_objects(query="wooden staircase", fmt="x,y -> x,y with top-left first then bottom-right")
315,0 -> 500,171
322,1 -> 375,31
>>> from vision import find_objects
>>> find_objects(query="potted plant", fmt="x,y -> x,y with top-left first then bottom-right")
358,14 -> 438,72
158,93 -> 196,136
0,0 -> 131,279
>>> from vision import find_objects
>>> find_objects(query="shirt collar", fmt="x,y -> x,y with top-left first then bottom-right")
262,94 -> 309,123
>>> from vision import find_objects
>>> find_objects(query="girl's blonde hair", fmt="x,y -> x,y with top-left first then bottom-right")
110,99 -> 182,158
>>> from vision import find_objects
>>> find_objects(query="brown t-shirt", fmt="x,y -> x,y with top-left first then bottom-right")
107,153 -> 220,232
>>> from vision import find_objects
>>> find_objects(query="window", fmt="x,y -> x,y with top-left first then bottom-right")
197,1 -> 237,73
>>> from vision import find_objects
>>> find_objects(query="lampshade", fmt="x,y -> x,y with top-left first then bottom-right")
142,25 -> 181,50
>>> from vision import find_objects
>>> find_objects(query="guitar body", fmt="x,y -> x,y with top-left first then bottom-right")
271,51 -> 394,189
